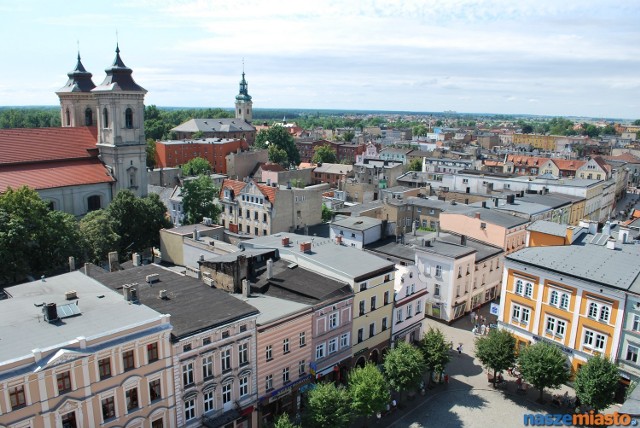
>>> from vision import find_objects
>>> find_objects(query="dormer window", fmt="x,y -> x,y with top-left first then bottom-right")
224,189 -> 231,200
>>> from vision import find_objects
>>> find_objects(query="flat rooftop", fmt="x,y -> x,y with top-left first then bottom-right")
527,220 -> 570,238
87,264 -> 258,341
0,271 -> 163,363
331,216 -> 382,231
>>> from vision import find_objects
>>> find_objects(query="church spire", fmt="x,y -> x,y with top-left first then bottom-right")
57,50 -> 95,93
94,44 -> 146,92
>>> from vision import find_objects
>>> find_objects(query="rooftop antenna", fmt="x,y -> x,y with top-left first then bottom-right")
242,57 -> 244,73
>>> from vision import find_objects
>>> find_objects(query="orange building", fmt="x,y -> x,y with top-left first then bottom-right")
525,220 -> 586,247
155,138 -> 248,174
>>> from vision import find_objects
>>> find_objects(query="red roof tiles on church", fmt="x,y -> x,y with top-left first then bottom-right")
0,126 -> 98,165
0,158 -> 114,192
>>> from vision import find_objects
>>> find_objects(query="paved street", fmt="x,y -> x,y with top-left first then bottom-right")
371,304 -> 621,428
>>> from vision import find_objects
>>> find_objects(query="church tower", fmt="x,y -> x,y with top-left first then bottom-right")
235,71 -> 253,123
56,52 -> 98,127
92,44 -> 148,197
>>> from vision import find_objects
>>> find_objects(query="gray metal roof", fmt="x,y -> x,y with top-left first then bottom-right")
230,293 -> 310,326
518,193 -> 583,207
527,220 -> 569,237
507,239 -> 640,291
453,206 -> 530,228
334,200 -> 384,215
172,118 -> 255,133
0,271 -> 164,363
331,216 -> 382,231
471,200 -> 550,216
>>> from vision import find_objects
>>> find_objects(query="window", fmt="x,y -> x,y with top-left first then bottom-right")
204,390 -> 215,412
88,194 -> 101,212
329,312 -> 339,329
147,343 -> 159,363
266,374 -> 273,391
239,376 -> 249,397
222,383 -> 232,404
299,332 -> 306,347
370,296 -> 377,311
282,367 -> 290,383
396,308 -> 403,323
511,304 -> 530,324
183,344 -> 192,352
515,279 -> 523,295
360,282 -> 367,291
359,300 -> 365,316
66,108 -> 70,126
416,300 -> 422,313
10,385 -> 26,410
149,379 -> 162,402
600,306 -> 610,323
545,316 -> 566,338
627,345 -> 639,363
283,338 -> 290,354
203,336 -> 212,346
384,291 -> 390,305
549,290 -> 559,306
316,344 -> 326,359
101,396 -> 115,420
525,282 -> 533,298
328,338 -> 338,354
221,349 -> 231,372
125,108 -> 133,129
357,328 -> 364,343
184,398 -> 196,421
588,302 -> 598,318
435,265 -> 442,277
369,322 -> 376,338
222,330 -> 230,339
382,317 -> 388,331
62,412 -> 77,428
299,360 -> 306,376
340,333 -> 350,348
583,329 -> 606,351
98,357 -> 111,380
633,315 -> 640,331
239,343 -> 248,365
183,363 -> 194,386
57,371 -> 72,394
385,274 -> 391,282
266,345 -> 273,361
560,293 -> 569,310
85,107 -> 93,126
102,108 -> 109,128
434,284 -> 440,297
126,387 -> 139,411
123,350 -> 135,371
203,355 -> 214,379
407,304 -> 413,318
240,324 -> 247,333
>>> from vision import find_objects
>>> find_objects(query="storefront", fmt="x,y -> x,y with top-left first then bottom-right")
258,374 -> 312,426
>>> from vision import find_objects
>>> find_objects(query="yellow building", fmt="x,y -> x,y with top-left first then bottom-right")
499,234 -> 635,375
512,134 -> 560,152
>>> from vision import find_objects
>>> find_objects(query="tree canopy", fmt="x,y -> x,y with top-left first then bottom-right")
311,145 -> 337,164
419,327 -> 451,382
255,125 -> 300,167
341,130 -> 355,142
574,355 -> 619,412
475,329 -> 517,387
408,158 -> 423,172
518,341 -> 570,402
181,157 -> 212,176
181,175 -> 220,225
349,363 -> 390,421
305,382 -> 351,428
79,209 -> 120,264
383,341 -> 426,399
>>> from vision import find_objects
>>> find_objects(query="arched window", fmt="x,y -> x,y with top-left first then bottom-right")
87,195 -> 101,212
65,108 -> 70,126
85,108 -> 93,126
125,108 -> 133,129
102,108 -> 109,128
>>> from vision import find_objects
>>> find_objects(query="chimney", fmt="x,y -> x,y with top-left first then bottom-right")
132,252 -> 141,267
475,212 -> 481,219
436,222 -> 440,237
482,201 -> 487,208
43,303 -> 58,323
65,290 -> 77,300
494,198 -> 499,207
267,259 -> 273,279
461,235 -> 467,246
602,221 -> 611,236
300,242 -> 312,253
588,221 -> 597,235
336,235 -> 343,245
108,251 -> 119,272
618,228 -> 629,244
606,239 -> 617,250
123,284 -> 139,302
282,237 -> 290,246
83,262 -> 90,276
68,256 -> 75,272
158,289 -> 168,299
242,279 -> 249,298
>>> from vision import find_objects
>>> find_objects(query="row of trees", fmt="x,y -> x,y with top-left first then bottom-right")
475,329 -> 619,412
0,107 -> 61,128
276,328 -> 451,428
0,187 -> 171,284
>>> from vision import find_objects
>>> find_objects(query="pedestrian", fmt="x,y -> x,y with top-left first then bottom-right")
480,324 -> 486,335
457,344 -> 463,355
470,311 -> 476,324
472,325 -> 478,335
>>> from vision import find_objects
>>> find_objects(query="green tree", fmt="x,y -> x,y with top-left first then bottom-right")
146,138 -> 157,169
268,145 -> 290,167
521,124 -> 534,134
181,175 -> 220,225
321,204 -> 333,222
519,342 -> 570,402
632,119 -> 640,126
305,382 -> 351,428
341,130 -> 355,142
79,209 -> 119,264
255,125 -> 300,167
475,329 -> 517,388
192,130 -> 205,139
419,327 -> 451,385
574,355 -> 619,412
311,145 -> 337,164
0,186 -> 82,283
181,157 -> 212,176
349,363 -> 390,423
412,124 -> 428,137
383,341 -> 426,402
408,158 -> 422,172
273,413 -> 299,428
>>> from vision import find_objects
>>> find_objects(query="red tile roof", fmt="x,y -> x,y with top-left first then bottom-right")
506,155 -> 548,166
0,159 -> 114,192
0,126 -> 98,165
256,183 -> 277,202
260,163 -> 286,172
220,178 -> 278,202
603,153 -> 640,163
550,159 -> 585,171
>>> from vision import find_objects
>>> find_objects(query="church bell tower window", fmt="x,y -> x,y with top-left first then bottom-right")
125,108 -> 133,129
85,108 -> 93,126
102,108 -> 109,129
66,108 -> 71,126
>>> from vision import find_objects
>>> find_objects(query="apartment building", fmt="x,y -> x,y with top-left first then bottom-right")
218,179 -> 323,237
155,138 -> 248,174
512,134 -> 559,151
241,233 -> 396,368
88,264 -> 260,428
498,230 -> 640,390
329,216 -> 384,249
312,163 -> 353,187
0,271 -> 174,428
171,119 -> 256,145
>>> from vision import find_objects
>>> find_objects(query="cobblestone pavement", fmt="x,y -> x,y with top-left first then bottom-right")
370,304 -> 623,428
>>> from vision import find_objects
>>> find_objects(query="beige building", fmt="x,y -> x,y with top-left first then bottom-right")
225,150 -> 269,181
0,271 -> 175,428
160,223 -> 225,267
219,179 -> 325,237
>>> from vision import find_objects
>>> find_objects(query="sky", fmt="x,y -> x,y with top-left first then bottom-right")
1,0 -> 639,119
